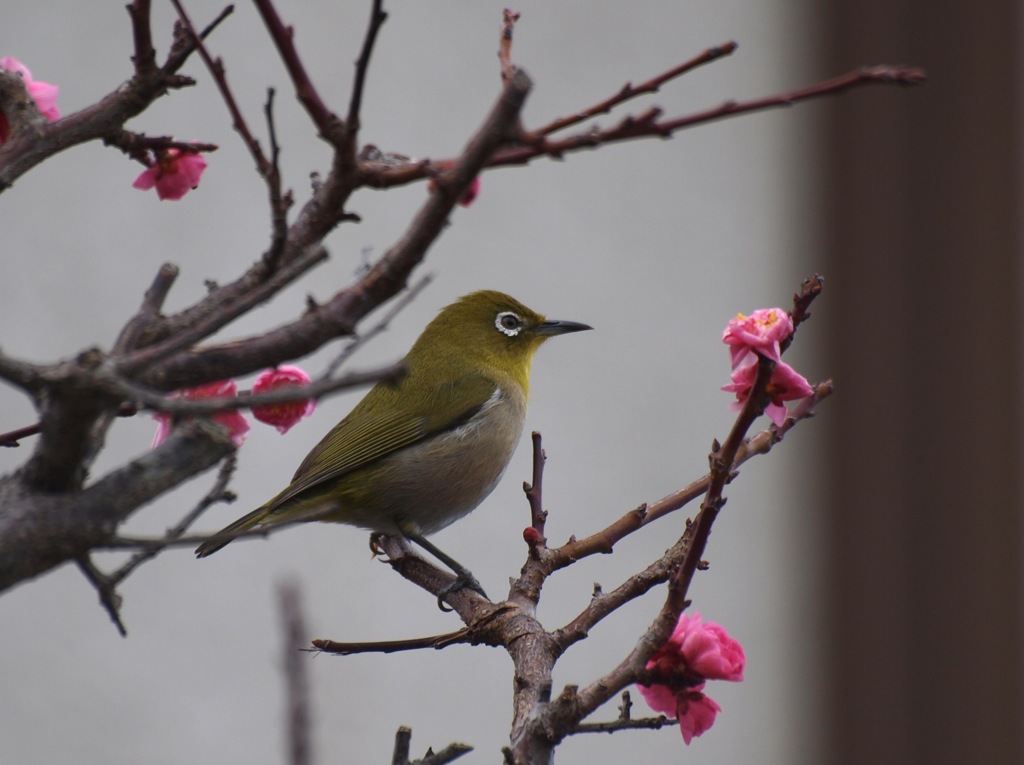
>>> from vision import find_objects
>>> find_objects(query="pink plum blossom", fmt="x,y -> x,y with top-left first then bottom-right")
637,612 -> 745,745
0,56 -> 60,143
133,149 -> 207,200
251,365 -> 316,434
722,307 -> 793,369
723,358 -> 814,427
152,379 -> 250,448
676,691 -> 721,744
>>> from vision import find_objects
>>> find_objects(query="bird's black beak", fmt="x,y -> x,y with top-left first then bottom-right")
534,319 -> 593,336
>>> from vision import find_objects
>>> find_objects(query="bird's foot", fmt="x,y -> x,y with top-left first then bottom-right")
436,572 -> 489,612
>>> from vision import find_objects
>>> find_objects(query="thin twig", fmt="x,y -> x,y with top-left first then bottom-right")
263,88 -> 290,267
389,727 -> 473,765
543,380 -> 830,568
127,0 -> 157,74
163,4 -> 235,75
169,0 -> 271,176
392,727 -> 412,765
417,743 -> 474,765
252,0 -> 341,142
321,274 -> 433,379
346,0 -> 388,136
515,431 -> 549,588
76,556 -> 128,637
550,380 -> 832,649
111,360 -> 404,415
490,65 -> 926,167
112,263 -> 180,354
360,64 -> 924,192
115,245 -> 330,378
498,9 -> 521,82
105,132 -> 219,166
529,41 -> 738,138
0,403 -> 138,448
783,272 -> 825,352
105,502 -> 339,553
0,423 -> 39,448
666,356 -> 777,616
311,628 -> 471,656
280,581 -> 312,765
108,456 -> 237,584
523,432 -> 547,534
571,716 -> 675,734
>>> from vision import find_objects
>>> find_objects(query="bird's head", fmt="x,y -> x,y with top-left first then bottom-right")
408,290 -> 592,392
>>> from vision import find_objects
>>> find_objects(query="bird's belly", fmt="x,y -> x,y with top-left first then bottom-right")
340,389 -> 525,535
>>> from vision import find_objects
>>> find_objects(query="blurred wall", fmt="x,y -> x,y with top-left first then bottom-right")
817,1 -> 1024,763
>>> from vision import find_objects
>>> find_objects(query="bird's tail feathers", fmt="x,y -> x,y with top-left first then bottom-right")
195,505 -> 270,558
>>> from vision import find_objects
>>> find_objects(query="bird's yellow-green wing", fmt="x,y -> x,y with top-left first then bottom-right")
264,372 -> 499,513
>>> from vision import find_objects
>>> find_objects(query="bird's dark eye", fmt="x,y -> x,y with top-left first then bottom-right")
495,311 -> 522,337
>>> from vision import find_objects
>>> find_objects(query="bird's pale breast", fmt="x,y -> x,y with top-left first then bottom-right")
335,384 -> 527,535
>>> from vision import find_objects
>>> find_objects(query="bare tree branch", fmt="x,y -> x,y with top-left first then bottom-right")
170,0 -> 273,178
529,40 -> 738,138
280,580 -> 312,765
0,421 -> 233,592
251,0 -> 341,143
108,456 -> 238,586
347,0 -> 388,138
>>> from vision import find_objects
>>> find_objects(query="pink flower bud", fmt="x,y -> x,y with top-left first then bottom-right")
637,612 -> 745,745
722,358 -> 814,427
133,149 -> 207,200
722,307 -> 793,369
522,526 -> 543,545
676,691 -> 721,745
251,365 -> 316,434
152,379 -> 250,448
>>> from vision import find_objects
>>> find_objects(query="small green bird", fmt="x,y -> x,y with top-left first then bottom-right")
195,290 -> 590,598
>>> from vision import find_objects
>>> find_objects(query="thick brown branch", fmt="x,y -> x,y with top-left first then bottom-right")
112,263 -> 180,354
0,421 -> 233,592
116,245 -> 329,383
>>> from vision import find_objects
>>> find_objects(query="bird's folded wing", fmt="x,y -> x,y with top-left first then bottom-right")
270,373 -> 498,507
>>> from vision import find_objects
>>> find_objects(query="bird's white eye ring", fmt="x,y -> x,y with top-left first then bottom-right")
495,311 -> 522,337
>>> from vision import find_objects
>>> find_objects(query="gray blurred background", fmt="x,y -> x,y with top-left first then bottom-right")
1,1 -> 1019,764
